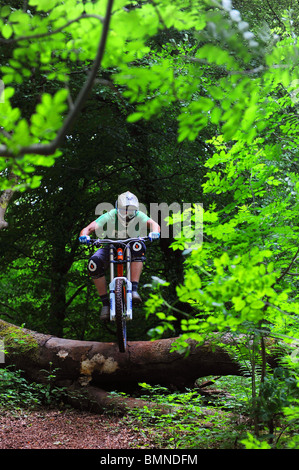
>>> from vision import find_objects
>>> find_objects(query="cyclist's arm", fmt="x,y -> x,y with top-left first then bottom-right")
80,220 -> 98,237
147,218 -> 160,233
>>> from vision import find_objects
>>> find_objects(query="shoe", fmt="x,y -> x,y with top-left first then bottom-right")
132,291 -> 142,305
100,305 -> 110,321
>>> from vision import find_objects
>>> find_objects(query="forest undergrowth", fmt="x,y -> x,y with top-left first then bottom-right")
0,366 -> 298,449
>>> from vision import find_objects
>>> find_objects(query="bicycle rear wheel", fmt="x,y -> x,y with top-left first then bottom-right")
115,278 -> 127,352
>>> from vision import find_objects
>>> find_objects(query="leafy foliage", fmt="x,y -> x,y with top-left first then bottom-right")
0,365 -> 67,409
1,0 -> 299,449
120,375 -> 298,449
1,0 -> 298,183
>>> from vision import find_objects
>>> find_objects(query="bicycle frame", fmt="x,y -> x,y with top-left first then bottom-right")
87,237 -> 149,352
89,237 -> 148,321
109,243 -> 133,322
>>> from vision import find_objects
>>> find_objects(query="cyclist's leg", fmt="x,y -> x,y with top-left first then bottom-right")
93,276 -> 107,296
131,261 -> 143,283
131,261 -> 143,282
95,278 -> 110,320
131,261 -> 143,305
88,246 -> 109,282
88,247 -> 109,319
131,261 -> 143,304
130,241 -> 146,281
130,242 -> 146,304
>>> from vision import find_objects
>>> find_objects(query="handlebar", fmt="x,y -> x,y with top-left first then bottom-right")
90,237 -> 150,247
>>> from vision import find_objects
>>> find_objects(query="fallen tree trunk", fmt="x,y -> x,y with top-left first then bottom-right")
66,383 -> 175,415
0,319 -> 244,388
0,319 -> 278,412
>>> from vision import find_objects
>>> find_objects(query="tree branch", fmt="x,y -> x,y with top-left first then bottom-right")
0,14 -> 104,44
66,284 -> 86,308
0,0 -> 114,159
276,246 -> 299,283
265,0 -> 285,29
184,56 -> 288,76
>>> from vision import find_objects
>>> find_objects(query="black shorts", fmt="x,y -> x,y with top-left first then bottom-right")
87,241 -> 146,279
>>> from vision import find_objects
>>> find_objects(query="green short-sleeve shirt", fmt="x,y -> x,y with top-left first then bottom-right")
95,209 -> 150,239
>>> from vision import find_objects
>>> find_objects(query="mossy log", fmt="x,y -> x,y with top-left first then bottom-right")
0,319 -> 278,413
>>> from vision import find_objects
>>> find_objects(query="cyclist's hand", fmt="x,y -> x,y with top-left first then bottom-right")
79,235 -> 91,245
149,232 -> 160,241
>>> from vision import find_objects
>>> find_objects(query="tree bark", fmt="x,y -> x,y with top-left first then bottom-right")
0,319 -> 278,413
0,189 -> 14,230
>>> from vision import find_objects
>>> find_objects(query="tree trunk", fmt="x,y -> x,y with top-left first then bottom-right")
48,243 -> 75,337
0,319 -> 279,413
49,272 -> 67,338
0,189 -> 14,230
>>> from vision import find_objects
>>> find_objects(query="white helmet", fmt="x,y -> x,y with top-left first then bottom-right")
116,191 -> 139,222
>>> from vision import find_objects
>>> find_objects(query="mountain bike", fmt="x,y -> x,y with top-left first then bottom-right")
89,237 -> 149,352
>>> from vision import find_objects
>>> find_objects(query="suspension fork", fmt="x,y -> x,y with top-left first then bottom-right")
126,245 -> 133,318
109,244 -> 133,321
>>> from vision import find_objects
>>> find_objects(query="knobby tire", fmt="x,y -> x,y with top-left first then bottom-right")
115,278 -> 127,352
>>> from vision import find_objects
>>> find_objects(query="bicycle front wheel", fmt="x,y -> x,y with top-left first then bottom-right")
115,278 -> 127,352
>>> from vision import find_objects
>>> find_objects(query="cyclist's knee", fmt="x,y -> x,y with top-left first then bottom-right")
87,255 -> 106,279
131,240 -> 146,262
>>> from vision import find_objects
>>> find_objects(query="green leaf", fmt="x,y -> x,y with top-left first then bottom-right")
2,23 -> 13,39
28,0 -> 57,11
1,6 -> 11,17
127,112 -> 143,123
251,300 -> 265,309
233,297 -> 246,312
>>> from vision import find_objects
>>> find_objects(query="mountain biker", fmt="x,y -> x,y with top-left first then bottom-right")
79,191 -> 160,320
